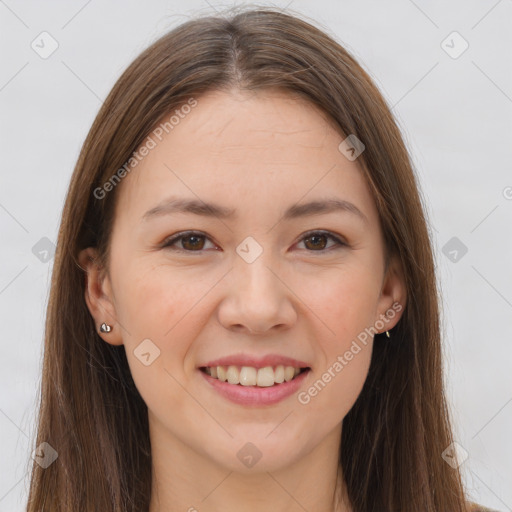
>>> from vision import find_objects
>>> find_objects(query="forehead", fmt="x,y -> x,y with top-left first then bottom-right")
114,89 -> 378,226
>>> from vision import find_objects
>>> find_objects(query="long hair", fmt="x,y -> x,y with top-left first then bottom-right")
26,6 -> 470,511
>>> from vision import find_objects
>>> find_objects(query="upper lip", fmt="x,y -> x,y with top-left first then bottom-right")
200,354 -> 311,369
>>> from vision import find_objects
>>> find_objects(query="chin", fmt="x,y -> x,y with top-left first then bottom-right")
207,437 -> 304,474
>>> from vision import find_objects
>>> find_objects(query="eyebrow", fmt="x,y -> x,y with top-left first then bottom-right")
141,196 -> 368,224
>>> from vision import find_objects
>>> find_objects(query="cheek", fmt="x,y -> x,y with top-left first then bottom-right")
113,261 -> 211,343
300,345 -> 373,434
116,268 -> 207,420
113,262 -> 224,394
299,329 -> 373,426
114,248 -> 379,415
296,266 -> 378,415
306,262 -> 382,342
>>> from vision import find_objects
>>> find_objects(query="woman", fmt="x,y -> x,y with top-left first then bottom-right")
26,6 -> 496,512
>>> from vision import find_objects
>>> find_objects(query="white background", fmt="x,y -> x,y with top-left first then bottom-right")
1,1 -> 511,511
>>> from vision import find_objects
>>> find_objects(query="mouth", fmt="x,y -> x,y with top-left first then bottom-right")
199,365 -> 311,387
199,364 -> 312,406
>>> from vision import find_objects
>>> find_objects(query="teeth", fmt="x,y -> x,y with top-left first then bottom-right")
226,365 -> 239,385
274,365 -> 285,384
203,364 -> 306,387
256,366 -> 274,387
284,366 -> 295,382
239,366 -> 257,386
217,366 -> 227,382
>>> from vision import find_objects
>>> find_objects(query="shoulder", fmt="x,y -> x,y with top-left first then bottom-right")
468,502 -> 501,512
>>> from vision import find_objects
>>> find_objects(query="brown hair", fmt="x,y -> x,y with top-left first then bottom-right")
27,5 -> 471,511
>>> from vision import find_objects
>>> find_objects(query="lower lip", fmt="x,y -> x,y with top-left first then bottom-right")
199,368 -> 311,406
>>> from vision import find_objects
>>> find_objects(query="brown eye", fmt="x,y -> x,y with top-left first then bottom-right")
181,234 -> 206,250
299,231 -> 346,252
162,230 -> 346,254
303,233 -> 328,250
162,232 -> 215,252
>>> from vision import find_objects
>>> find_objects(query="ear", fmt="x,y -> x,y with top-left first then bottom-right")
78,247 -> 123,346
375,254 -> 407,332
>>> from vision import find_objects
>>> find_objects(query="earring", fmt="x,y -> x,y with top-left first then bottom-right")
99,322 -> 112,333
385,330 -> 391,338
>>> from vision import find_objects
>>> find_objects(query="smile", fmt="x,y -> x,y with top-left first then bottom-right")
200,365 -> 309,387
199,365 -> 311,406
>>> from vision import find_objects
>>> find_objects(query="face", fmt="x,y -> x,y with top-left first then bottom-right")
80,89 -> 405,474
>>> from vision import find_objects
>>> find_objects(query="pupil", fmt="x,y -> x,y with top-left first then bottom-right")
184,235 -> 203,250
182,234 -> 327,251
307,234 -> 326,250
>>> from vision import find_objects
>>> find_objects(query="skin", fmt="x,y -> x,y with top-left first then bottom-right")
79,88 -> 406,512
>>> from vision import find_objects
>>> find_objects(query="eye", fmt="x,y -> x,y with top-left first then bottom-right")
161,230 -> 347,253
161,231 -> 216,252
296,230 -> 347,252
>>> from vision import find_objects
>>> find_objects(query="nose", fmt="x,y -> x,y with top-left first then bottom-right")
217,251 -> 297,335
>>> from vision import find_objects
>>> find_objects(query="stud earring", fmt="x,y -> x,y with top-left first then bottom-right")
385,330 -> 391,338
99,322 -> 112,333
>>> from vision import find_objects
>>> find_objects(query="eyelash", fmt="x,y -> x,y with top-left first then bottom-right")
161,230 -> 347,254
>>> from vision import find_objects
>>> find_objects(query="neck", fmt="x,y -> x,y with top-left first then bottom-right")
148,417 -> 352,512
